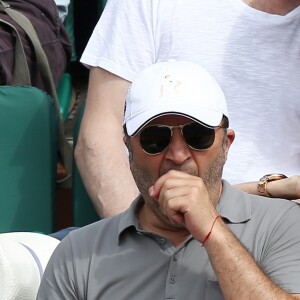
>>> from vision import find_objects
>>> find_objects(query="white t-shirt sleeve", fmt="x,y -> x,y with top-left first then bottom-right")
80,0 -> 158,82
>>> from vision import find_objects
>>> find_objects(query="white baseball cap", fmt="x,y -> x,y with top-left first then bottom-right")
0,232 -> 60,300
124,60 -> 228,136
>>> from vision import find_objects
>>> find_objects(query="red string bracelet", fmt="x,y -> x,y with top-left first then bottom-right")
201,214 -> 221,247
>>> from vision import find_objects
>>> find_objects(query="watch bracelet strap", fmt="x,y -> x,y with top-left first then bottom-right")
258,174 -> 288,197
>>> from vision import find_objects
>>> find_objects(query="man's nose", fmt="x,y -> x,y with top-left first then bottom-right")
164,129 -> 191,164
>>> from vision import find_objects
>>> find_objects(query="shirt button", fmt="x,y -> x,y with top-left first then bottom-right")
169,276 -> 176,284
173,255 -> 178,261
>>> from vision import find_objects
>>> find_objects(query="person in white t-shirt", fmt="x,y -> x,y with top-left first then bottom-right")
76,0 -> 300,217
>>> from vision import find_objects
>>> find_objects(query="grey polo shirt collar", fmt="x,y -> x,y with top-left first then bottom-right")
117,180 -> 251,244
117,196 -> 144,244
217,180 -> 251,223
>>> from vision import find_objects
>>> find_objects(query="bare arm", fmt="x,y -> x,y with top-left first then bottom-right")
74,67 -> 138,217
234,175 -> 300,200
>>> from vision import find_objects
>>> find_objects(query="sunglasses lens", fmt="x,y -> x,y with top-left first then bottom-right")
183,123 -> 215,150
140,126 -> 171,154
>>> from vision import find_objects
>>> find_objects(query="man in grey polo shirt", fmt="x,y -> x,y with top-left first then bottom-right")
38,61 -> 300,300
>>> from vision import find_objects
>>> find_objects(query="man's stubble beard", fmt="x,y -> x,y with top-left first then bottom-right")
128,138 -> 227,220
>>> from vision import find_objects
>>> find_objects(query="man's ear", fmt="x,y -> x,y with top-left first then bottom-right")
123,135 -> 134,161
123,135 -> 129,148
224,129 -> 235,158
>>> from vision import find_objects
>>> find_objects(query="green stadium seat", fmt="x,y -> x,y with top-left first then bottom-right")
0,86 -> 57,233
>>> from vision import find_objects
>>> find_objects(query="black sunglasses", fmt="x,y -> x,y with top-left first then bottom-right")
138,122 -> 219,155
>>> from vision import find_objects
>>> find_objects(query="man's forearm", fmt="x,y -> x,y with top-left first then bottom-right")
75,138 -> 138,217
204,220 -> 299,299
74,67 -> 136,218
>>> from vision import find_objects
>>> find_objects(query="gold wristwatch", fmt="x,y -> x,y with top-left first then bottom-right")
257,173 -> 287,197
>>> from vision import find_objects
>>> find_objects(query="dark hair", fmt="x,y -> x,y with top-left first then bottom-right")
123,124 -> 129,137
220,115 -> 229,129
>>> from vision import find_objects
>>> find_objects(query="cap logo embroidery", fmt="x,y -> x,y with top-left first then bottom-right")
160,75 -> 182,98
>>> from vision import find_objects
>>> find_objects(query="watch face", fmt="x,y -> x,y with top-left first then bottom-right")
266,174 -> 287,181
259,174 -> 287,182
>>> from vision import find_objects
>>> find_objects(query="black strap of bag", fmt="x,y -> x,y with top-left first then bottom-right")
0,0 -> 72,186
